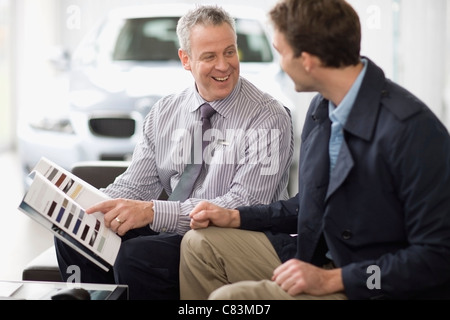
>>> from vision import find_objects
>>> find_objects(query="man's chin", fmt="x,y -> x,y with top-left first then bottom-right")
209,87 -> 234,101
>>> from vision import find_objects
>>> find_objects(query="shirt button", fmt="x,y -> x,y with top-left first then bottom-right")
162,227 -> 168,232
341,230 -> 352,240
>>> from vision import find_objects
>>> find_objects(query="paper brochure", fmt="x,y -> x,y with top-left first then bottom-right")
18,157 -> 121,272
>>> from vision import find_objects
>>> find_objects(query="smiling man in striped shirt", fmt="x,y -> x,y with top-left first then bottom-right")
54,4 -> 294,300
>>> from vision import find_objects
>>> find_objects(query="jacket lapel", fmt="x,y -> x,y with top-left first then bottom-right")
325,58 -> 386,200
326,140 -> 354,200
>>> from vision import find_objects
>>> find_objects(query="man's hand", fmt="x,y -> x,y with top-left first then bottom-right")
189,201 -> 240,229
86,199 -> 154,236
272,259 -> 344,297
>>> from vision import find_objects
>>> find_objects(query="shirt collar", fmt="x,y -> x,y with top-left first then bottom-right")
190,78 -> 242,118
328,58 -> 368,125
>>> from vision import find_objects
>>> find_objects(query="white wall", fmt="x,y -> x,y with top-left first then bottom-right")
397,0 -> 448,120
13,0 -> 63,122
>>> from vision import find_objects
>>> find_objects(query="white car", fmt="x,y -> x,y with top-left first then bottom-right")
17,4 -> 298,191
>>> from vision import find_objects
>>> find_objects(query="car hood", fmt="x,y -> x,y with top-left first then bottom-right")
71,62 -> 191,96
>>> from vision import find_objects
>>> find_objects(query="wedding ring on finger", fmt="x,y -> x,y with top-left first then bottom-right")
115,217 -> 123,224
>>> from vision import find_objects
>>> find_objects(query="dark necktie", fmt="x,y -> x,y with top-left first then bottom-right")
168,103 -> 216,201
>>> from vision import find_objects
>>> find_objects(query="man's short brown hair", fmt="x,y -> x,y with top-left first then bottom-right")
269,0 -> 361,68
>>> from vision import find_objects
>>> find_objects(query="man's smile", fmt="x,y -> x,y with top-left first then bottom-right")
213,76 -> 230,82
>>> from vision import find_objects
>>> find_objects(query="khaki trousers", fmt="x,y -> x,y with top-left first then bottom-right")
180,227 -> 281,300
179,227 -> 347,300
209,279 -> 347,300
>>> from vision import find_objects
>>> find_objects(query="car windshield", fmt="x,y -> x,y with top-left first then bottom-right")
112,17 -> 180,61
109,17 -> 273,63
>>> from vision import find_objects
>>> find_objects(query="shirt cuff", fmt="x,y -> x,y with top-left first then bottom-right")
151,200 -> 179,233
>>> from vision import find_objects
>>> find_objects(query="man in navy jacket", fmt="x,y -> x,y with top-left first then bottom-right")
178,0 -> 450,300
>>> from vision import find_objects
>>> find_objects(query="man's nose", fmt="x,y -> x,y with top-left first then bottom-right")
215,56 -> 229,71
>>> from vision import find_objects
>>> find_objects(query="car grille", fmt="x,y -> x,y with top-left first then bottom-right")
89,117 -> 136,138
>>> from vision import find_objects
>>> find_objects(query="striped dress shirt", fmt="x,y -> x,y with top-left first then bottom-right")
103,77 -> 294,235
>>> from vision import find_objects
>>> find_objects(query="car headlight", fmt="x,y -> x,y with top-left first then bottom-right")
29,116 -> 75,134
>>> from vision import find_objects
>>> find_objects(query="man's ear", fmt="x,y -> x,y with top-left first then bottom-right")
179,49 -> 191,71
301,51 -> 320,73
301,51 -> 322,73
300,52 -> 313,73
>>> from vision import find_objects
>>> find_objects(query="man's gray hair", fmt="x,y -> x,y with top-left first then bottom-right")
176,5 -> 237,57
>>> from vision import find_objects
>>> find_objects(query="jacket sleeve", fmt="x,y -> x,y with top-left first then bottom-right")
237,194 -> 299,234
